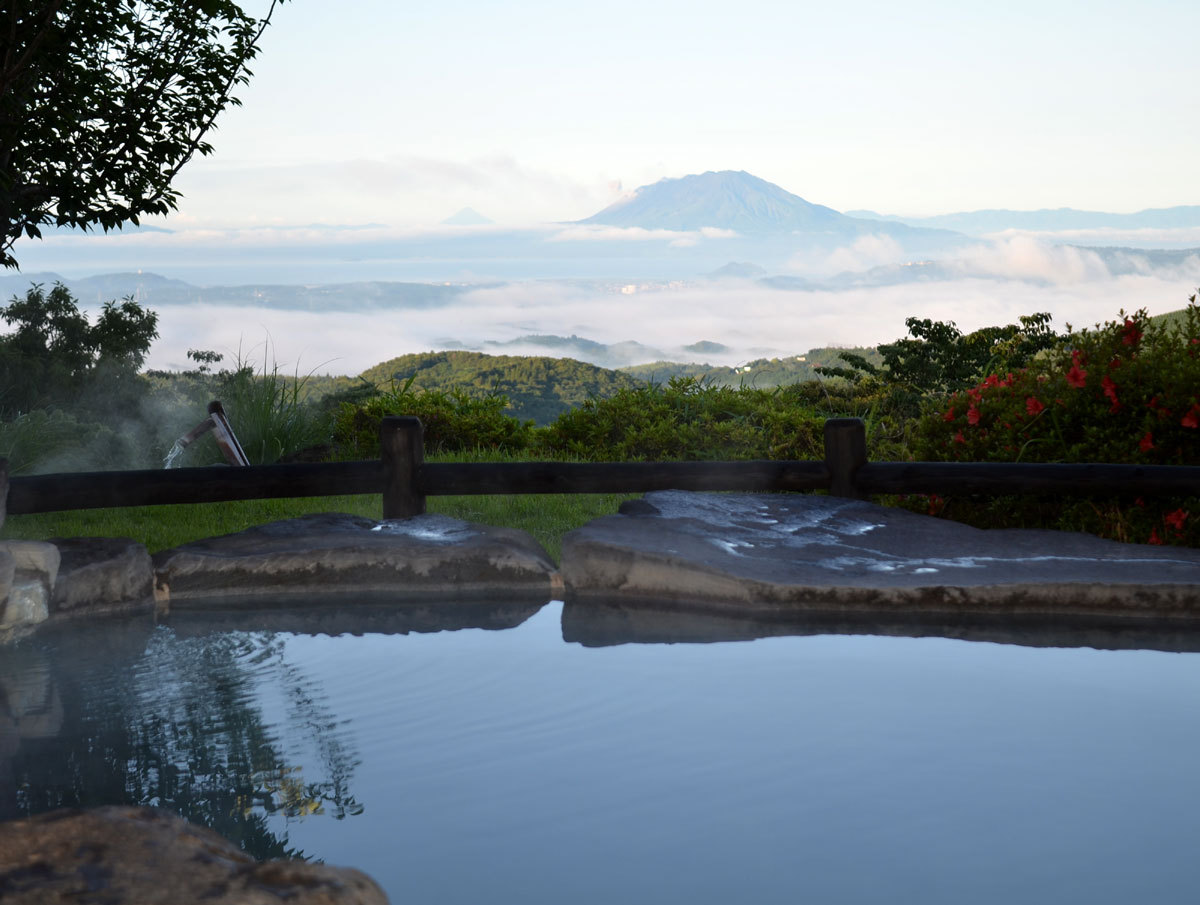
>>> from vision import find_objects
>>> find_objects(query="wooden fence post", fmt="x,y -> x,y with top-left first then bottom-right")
0,457 -> 7,531
824,418 -> 867,499
381,416 -> 425,518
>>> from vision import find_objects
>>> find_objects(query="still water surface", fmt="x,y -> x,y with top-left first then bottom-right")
4,601 -> 1200,904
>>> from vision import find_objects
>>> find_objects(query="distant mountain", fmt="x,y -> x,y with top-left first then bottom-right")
480,334 -> 669,369
705,261 -> 766,279
575,171 -> 965,253
684,340 -> 729,355
579,171 -> 857,234
442,207 -> 494,226
845,206 -> 1200,235
0,271 -> 481,311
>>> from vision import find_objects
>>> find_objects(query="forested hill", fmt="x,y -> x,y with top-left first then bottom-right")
360,351 -> 643,424
621,346 -> 883,387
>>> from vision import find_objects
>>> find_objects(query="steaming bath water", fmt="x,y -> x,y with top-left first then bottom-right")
5,602 -> 1200,904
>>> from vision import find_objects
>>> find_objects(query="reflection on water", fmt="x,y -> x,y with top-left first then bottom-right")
1,620 -> 363,859
5,602 -> 1200,904
562,598 -> 1200,651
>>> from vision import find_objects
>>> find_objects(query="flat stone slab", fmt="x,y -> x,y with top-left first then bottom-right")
0,806 -> 387,904
561,491 -> 1200,620
153,512 -> 558,606
50,537 -> 154,615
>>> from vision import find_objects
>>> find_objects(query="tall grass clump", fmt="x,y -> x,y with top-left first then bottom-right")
215,346 -> 332,464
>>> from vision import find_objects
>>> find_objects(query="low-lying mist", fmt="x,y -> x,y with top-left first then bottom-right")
139,271 -> 1198,377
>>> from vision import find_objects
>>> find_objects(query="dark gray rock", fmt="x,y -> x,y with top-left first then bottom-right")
561,491 -> 1200,620
154,512 -> 557,606
0,806 -> 388,904
49,537 -> 155,615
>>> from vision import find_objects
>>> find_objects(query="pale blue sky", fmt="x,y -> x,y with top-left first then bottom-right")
159,0 -> 1200,227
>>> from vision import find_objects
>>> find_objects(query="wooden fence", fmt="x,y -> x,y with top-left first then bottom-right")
6,417 -> 1199,519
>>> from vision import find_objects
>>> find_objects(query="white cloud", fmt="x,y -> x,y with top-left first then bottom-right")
787,233 -> 905,275
986,226 -> 1200,248
167,154 -> 625,229
548,225 -> 705,243
950,236 -> 1112,284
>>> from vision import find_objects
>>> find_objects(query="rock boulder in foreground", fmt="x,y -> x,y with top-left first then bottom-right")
561,491 -> 1200,619
0,806 -> 387,904
154,512 -> 558,606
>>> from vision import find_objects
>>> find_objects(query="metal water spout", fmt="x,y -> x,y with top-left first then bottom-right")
163,400 -> 250,468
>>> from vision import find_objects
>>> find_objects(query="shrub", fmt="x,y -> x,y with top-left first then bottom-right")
536,377 -> 829,461
332,378 -> 534,457
908,296 -> 1200,545
0,409 -> 132,474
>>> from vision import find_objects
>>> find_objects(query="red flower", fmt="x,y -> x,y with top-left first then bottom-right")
1139,431 -> 1155,452
1165,509 -> 1189,531
967,406 -> 981,425
1025,396 -> 1045,416
943,407 -> 956,422
1066,363 -> 1088,388
953,431 -> 965,444
1121,318 -> 1142,346
1182,405 -> 1200,429
983,374 -> 1000,389
1148,528 -> 1163,545
1101,375 -> 1118,403
1108,357 -> 1121,370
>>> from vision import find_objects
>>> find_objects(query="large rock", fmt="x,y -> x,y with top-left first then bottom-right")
561,491 -> 1200,620
0,541 -> 59,642
0,806 -> 388,904
154,512 -> 558,606
49,537 -> 155,615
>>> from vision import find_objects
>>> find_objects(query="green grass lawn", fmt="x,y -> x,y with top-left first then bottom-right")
0,448 -> 635,563
0,491 -> 634,564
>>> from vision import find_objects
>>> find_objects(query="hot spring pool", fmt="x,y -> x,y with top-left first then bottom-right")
4,601 -> 1200,904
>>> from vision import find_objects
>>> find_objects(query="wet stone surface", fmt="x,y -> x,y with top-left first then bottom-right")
0,807 -> 388,904
562,491 -> 1200,618
153,512 -> 558,606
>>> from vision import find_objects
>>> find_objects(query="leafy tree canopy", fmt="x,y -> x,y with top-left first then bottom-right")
818,312 -> 1060,394
0,281 -> 158,415
0,0 -> 282,268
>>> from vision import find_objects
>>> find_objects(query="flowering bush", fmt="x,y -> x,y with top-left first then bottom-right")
908,295 -> 1200,545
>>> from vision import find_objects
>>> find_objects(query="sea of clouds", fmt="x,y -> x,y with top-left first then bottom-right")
15,227 -> 1199,376
143,272 -> 1198,377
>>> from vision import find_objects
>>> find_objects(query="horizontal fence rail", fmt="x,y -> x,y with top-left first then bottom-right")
856,462 -> 1200,496
419,460 -> 832,496
6,461 -> 383,515
3,416 -> 1198,518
